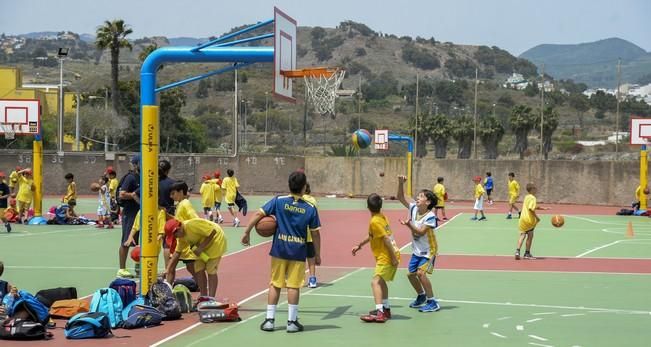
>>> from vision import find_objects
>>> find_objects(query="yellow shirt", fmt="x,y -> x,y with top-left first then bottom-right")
177,219 -> 227,259
519,194 -> 538,232
64,182 -> 77,203
200,181 -> 216,208
175,199 -> 199,222
16,175 -> 34,203
302,194 -> 318,242
109,178 -> 118,198
508,180 -> 520,198
130,209 -> 167,239
221,177 -> 240,203
433,183 -> 445,207
8,171 -> 19,188
211,179 -> 223,202
474,183 -> 485,199
368,213 -> 400,266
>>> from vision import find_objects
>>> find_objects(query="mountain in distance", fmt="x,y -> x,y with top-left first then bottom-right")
168,37 -> 209,46
520,37 -> 651,88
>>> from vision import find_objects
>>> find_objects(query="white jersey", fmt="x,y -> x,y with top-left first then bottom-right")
408,202 -> 438,258
97,184 -> 110,215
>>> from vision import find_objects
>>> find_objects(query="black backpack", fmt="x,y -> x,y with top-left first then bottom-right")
0,318 -> 51,340
147,279 -> 182,321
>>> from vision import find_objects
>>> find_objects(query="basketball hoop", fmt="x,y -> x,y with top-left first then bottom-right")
1,123 -> 15,140
281,67 -> 345,115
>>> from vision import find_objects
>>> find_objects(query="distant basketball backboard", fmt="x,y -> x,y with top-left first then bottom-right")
630,118 -> 651,145
273,7 -> 297,103
375,129 -> 389,150
0,99 -> 40,138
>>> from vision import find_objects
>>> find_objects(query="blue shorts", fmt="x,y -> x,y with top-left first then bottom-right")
408,254 -> 436,274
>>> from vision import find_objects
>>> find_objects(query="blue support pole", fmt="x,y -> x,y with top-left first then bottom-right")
192,19 -> 274,52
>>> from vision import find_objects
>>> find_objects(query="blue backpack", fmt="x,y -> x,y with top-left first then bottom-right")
89,288 -> 123,328
7,290 -> 50,325
109,278 -> 137,307
121,297 -> 165,329
64,312 -> 112,339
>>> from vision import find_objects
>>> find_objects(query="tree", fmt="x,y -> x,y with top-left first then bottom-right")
138,43 -> 158,64
451,116 -> 474,159
535,107 -> 559,160
509,105 -> 535,159
568,93 -> 590,131
196,79 -> 210,98
523,82 -> 539,97
95,19 -> 133,117
479,115 -> 505,159
422,114 -> 452,158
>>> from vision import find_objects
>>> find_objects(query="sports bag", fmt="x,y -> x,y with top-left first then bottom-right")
172,284 -> 194,313
0,318 -> 50,340
89,288 -> 123,328
109,278 -> 138,307
64,312 -> 112,339
7,290 -> 50,325
173,277 -> 199,292
49,299 -> 90,318
121,298 -> 165,329
36,287 -> 78,307
147,279 -> 181,320
197,301 -> 241,323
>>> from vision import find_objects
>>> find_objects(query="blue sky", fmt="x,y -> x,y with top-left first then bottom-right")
1,0 -> 649,55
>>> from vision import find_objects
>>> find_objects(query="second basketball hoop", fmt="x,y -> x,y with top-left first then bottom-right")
281,67 -> 345,116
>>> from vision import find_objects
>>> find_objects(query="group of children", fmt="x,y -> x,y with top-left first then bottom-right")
199,169 -> 242,227
0,167 -> 36,227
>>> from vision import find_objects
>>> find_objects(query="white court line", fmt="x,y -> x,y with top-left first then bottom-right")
7,266 -> 116,270
0,227 -> 98,237
532,312 -> 556,315
516,325 -> 524,330
529,334 -> 548,341
498,316 -> 511,320
151,268 -> 366,347
482,323 -> 490,328
526,318 -> 543,323
305,293 -> 651,315
564,215 -> 627,226
561,313 -> 585,317
575,240 -> 623,257
528,342 -> 553,347
400,212 -> 462,251
490,332 -> 507,338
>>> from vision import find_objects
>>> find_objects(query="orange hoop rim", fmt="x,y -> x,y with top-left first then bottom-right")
280,67 -> 341,78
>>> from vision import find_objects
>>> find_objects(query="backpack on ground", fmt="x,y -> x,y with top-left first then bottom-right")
173,277 -> 199,292
64,312 -> 112,339
89,288 -> 123,328
7,290 -> 50,325
36,287 -> 78,308
109,278 -> 138,307
0,318 -> 51,340
197,301 -> 241,323
616,208 -> 634,216
172,284 -> 194,313
49,299 -> 90,318
147,279 -> 181,320
121,298 -> 165,329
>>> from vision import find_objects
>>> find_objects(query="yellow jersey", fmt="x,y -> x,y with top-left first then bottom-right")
177,219 -> 227,259
302,194 -> 318,242
8,170 -> 19,188
211,179 -> 223,202
16,175 -> 34,203
64,182 -> 77,203
130,208 -> 167,239
175,198 -> 199,222
200,181 -> 216,208
368,213 -> 400,266
221,177 -> 240,203
433,183 -> 445,207
518,194 -> 538,232
108,178 -> 119,199
474,183 -> 485,199
508,180 -> 520,198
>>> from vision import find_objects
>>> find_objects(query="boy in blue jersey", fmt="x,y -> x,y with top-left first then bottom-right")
484,172 -> 494,205
241,171 -> 321,333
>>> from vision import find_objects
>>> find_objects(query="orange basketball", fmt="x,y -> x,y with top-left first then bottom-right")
130,246 -> 141,262
551,215 -> 564,228
90,182 -> 101,192
255,216 -> 277,237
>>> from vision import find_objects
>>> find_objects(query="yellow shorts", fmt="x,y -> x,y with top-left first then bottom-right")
179,246 -> 198,261
374,263 -> 398,282
225,194 -> 235,205
0,208 -> 4,219
270,257 -> 305,289
17,201 -> 31,211
195,257 -> 221,275
509,196 -> 518,204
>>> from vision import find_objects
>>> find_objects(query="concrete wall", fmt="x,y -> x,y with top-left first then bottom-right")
0,150 -> 640,206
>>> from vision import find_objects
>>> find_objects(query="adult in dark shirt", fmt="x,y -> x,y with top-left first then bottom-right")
0,172 -> 10,233
158,159 -> 175,215
117,154 -> 141,278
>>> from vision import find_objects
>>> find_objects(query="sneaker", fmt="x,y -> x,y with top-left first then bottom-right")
360,309 -> 388,323
46,318 -> 56,329
478,216 -> 487,221
286,319 -> 304,333
523,252 -> 535,259
116,268 -> 135,278
307,276 -> 317,288
5,223 -> 10,233
233,218 -> 240,227
506,214 -> 512,219
419,299 -> 441,312
443,217 -> 448,221
217,217 -> 224,224
518,212 -> 521,218
409,294 -> 427,308
470,217 -> 478,221
368,307 -> 391,319
260,318 -> 275,332
515,251 -> 521,260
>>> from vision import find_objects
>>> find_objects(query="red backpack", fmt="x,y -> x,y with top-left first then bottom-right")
197,301 -> 241,323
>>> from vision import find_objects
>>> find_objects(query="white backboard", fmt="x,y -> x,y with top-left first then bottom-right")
630,118 -> 651,145
374,129 -> 389,150
273,7 -> 296,103
0,99 -> 41,136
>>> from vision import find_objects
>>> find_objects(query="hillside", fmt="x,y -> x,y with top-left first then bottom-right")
520,38 -> 651,87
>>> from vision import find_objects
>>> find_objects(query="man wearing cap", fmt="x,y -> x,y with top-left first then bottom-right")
117,154 -> 141,278
0,172 -> 10,232
8,166 -> 21,197
164,218 -> 227,298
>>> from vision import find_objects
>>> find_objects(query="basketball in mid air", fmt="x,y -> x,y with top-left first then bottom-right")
352,129 -> 372,149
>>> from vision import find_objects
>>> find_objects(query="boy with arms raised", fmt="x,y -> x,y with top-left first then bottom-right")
397,175 -> 441,312
515,183 -> 550,260
352,193 -> 400,323
241,171 -> 321,333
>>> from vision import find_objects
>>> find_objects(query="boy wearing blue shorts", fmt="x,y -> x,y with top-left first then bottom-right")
397,175 -> 441,312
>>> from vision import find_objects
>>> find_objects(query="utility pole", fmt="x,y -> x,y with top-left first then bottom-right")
473,68 -> 478,159
540,63 -> 545,159
234,68 -> 238,155
265,91 -> 269,147
357,76 -> 362,129
415,73 -> 419,158
615,58 -> 621,157
75,93 -> 80,151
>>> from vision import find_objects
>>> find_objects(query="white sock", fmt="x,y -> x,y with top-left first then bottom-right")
288,304 -> 298,321
266,305 -> 276,319
382,299 -> 390,308
427,297 -> 436,301
375,304 -> 384,312
418,291 -> 426,296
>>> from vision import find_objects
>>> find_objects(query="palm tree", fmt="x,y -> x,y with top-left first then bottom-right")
95,19 -> 133,116
451,116 -> 474,159
509,105 -> 535,159
422,114 -> 452,158
479,115 -> 505,159
535,106 -> 559,160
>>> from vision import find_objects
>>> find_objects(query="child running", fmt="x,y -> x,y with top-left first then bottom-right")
484,172 -> 494,205
221,169 -> 240,227
352,193 -> 400,323
397,175 -> 441,312
471,176 -> 487,221
515,183 -> 550,260
211,171 -> 224,224
506,172 -> 521,219
200,175 -> 216,221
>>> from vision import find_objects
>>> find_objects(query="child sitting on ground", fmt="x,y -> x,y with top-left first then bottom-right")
54,199 -> 79,225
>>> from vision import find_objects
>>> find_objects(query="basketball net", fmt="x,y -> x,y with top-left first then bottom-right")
1,123 -> 15,140
304,69 -> 346,116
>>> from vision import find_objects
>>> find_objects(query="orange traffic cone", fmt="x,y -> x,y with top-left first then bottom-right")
626,221 -> 634,238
